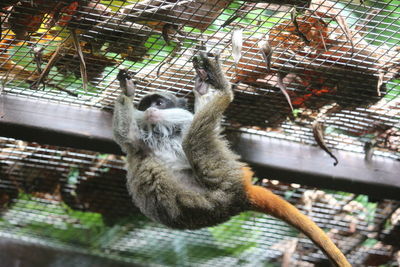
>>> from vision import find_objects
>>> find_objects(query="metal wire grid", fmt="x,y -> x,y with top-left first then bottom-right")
0,136 -> 399,266
0,0 -> 399,160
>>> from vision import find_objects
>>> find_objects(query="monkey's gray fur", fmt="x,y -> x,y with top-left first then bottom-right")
113,53 -> 249,229
111,55 -> 352,267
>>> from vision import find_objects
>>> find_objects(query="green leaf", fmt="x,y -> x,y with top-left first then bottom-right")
384,80 -> 400,100
67,166 -> 80,186
361,238 -> 378,247
209,212 -> 261,255
100,0 -> 136,12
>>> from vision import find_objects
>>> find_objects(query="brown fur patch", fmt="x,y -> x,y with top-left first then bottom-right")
241,166 -> 254,186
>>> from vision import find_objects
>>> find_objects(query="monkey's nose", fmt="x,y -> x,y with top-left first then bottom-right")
145,108 -> 162,123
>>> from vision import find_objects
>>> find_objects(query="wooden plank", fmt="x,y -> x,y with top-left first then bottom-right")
1,94 -> 399,200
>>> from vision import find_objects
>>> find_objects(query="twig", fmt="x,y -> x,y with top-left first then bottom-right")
44,82 -> 78,97
259,41 -> 272,72
312,121 -> 339,166
277,73 -> 294,112
71,30 -> 88,91
312,103 -> 340,166
30,44 -> 63,90
377,72 -> 384,97
30,45 -> 45,89
291,9 -> 310,45
334,15 -> 354,56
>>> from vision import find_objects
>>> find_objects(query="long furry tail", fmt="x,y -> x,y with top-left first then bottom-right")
241,167 -> 351,267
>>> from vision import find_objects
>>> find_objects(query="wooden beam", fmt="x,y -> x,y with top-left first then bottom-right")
1,94 -> 399,200
0,95 -> 119,154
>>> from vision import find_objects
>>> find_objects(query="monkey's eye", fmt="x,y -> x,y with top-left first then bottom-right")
154,99 -> 166,108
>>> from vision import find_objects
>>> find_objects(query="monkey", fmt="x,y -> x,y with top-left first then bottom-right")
112,53 -> 351,267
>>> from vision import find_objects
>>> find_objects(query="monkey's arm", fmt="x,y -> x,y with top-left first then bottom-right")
112,70 -> 143,153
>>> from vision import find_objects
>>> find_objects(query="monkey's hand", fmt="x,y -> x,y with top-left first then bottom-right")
113,91 -> 141,153
117,69 -> 136,97
192,52 -> 231,96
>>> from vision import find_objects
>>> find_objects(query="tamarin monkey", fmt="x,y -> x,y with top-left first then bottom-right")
112,52 -> 351,267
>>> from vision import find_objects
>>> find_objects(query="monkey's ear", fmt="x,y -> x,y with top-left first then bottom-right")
177,98 -> 188,109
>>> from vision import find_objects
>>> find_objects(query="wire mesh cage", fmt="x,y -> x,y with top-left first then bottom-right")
1,0 -> 399,160
0,137 -> 399,266
0,0 -> 399,266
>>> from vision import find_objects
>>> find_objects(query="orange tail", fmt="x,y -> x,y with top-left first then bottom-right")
242,167 -> 351,267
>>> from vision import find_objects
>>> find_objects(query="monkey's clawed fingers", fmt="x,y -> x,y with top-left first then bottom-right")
117,69 -> 137,97
192,52 -> 220,79
192,52 -> 230,93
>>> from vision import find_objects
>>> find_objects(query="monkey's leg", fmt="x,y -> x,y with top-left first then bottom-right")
126,152 -> 218,228
191,52 -> 233,118
185,54 -> 351,265
193,80 -> 215,113
183,53 -> 243,187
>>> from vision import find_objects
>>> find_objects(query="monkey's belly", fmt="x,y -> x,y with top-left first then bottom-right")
151,191 -> 247,230
127,172 -> 248,230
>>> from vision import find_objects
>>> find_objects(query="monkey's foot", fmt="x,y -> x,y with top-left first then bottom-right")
192,52 -> 230,95
117,69 -> 136,97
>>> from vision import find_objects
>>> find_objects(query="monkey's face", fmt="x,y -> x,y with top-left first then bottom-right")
137,93 -> 193,126
138,94 -> 179,111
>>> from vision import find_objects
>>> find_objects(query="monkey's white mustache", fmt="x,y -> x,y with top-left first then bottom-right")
136,107 -> 193,151
144,108 -> 164,123
142,108 -> 194,125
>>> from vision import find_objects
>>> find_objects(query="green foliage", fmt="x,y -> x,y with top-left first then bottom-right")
145,35 -> 176,57
67,166 -> 80,186
284,190 -> 296,200
209,212 -> 262,255
8,45 -> 37,72
322,189 -> 354,197
361,237 -> 379,247
354,195 -> 378,225
214,0 -> 243,27
2,193 -> 106,246
211,0 -> 290,37
7,44 -> 101,95
118,34 -> 176,71
3,192 -> 278,266
384,80 -> 400,100
100,0 -> 137,12
359,0 -> 400,47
